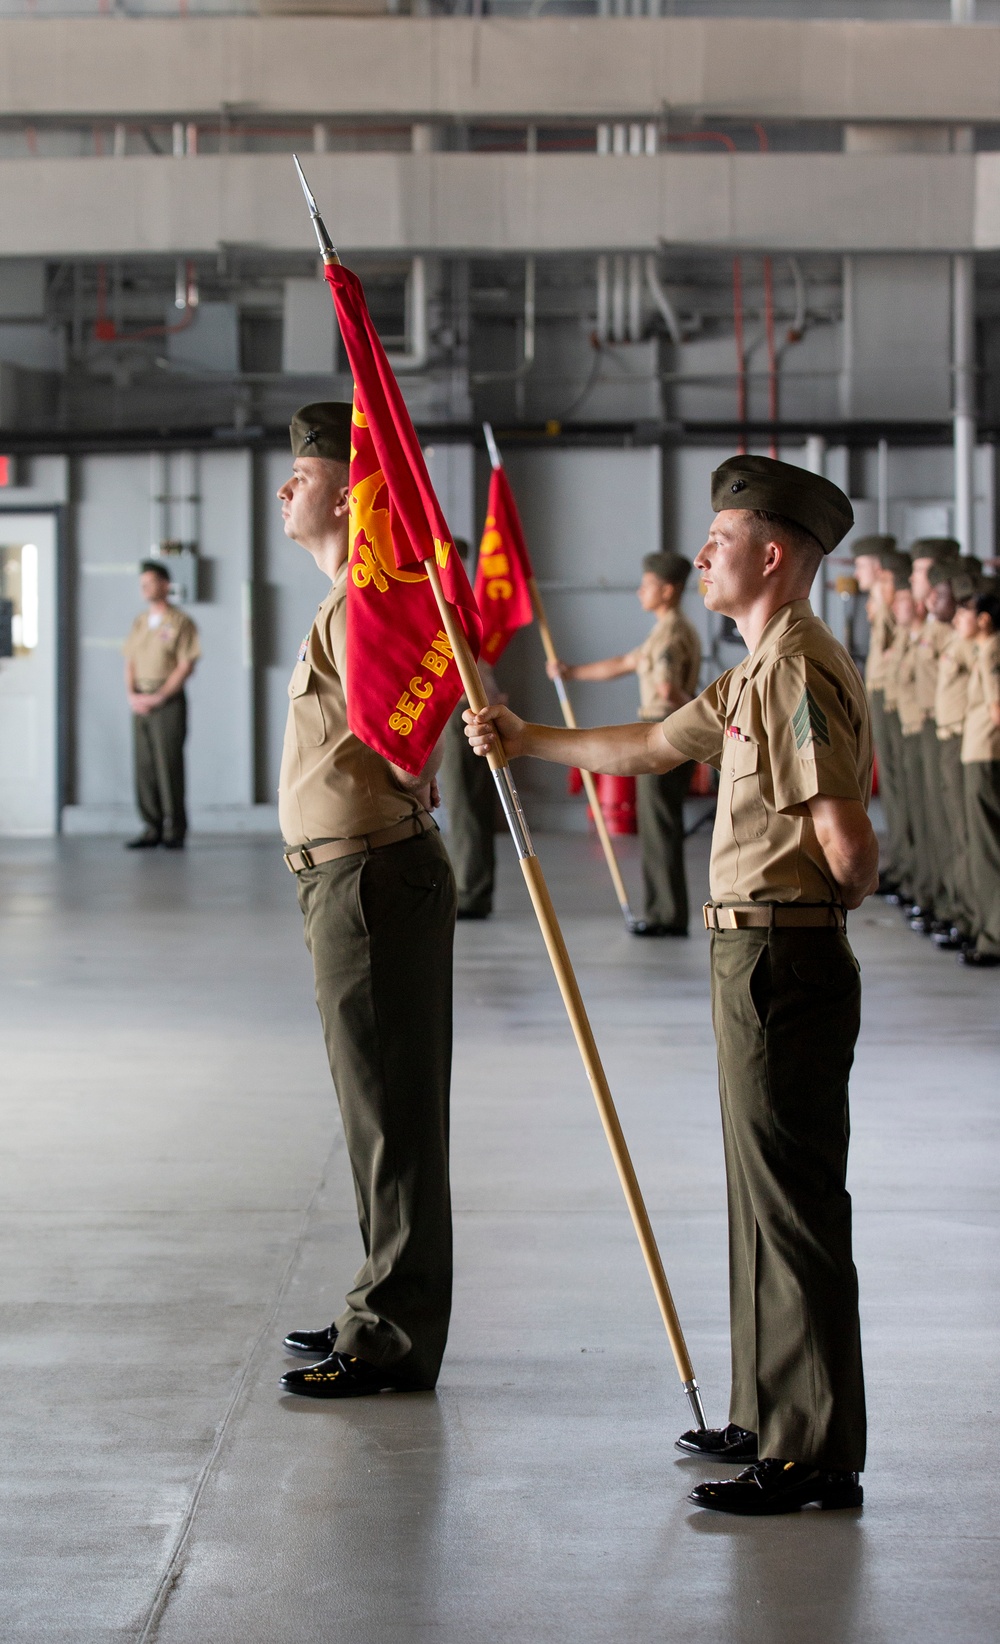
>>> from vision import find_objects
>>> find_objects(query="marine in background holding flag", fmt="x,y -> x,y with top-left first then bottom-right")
439,468 -> 535,918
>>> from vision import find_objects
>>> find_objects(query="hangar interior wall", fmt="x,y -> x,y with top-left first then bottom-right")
45,438 -> 995,836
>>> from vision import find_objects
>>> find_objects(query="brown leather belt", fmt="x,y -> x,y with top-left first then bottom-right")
703,902 -> 846,931
284,811 -> 435,874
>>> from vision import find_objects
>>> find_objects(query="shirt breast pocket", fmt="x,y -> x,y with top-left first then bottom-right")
725,737 -> 767,844
288,661 -> 326,748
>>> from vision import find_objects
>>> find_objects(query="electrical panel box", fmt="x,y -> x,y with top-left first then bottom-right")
158,545 -> 199,605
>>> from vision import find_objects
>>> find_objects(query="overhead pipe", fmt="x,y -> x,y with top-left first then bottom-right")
644,256 -> 683,347
386,256 -> 430,373
471,256 -> 536,384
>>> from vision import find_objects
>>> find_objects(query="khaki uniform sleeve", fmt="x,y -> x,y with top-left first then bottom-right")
175,615 -> 201,665
982,637 -> 1000,707
762,656 -> 866,812
661,671 -> 731,768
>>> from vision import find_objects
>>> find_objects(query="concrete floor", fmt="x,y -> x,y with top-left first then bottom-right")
1,829 -> 998,1644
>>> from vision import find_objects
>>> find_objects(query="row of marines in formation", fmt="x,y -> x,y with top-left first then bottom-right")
853,535 -> 1000,968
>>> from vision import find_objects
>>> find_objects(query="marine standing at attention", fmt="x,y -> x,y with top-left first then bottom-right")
123,560 -> 200,850
275,402 -> 458,1398
548,552 -> 701,936
466,456 -> 877,1515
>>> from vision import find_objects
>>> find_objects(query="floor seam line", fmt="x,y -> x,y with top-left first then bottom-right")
133,1131 -> 343,1644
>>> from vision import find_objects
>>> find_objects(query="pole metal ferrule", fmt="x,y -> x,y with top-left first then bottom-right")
683,1378 -> 708,1432
491,765 -> 534,861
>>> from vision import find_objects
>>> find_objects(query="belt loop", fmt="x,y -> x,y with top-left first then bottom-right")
767,903 -> 775,929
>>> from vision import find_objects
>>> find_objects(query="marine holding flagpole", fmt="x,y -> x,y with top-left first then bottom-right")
466,456 -> 879,1516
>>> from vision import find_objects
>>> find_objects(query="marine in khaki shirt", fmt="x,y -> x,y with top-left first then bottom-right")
274,401 -> 457,1401
122,561 -> 201,850
278,564 -> 422,848
662,599 -> 871,905
466,455 -> 877,1517
549,551 -> 702,935
960,600 -> 1000,964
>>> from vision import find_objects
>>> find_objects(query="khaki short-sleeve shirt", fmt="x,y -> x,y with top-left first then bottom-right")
881,625 -> 908,713
663,600 -> 873,905
961,635 -> 1000,764
895,630 -> 927,736
935,630 -> 977,740
123,606 -> 200,692
277,564 -> 422,847
864,606 -> 895,693
628,608 -> 701,722
914,617 -> 952,720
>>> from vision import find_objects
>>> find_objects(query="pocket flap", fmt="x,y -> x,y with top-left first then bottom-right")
730,738 -> 759,777
288,660 -> 312,700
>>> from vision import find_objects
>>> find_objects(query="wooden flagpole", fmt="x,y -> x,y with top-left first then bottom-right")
426,554 -> 707,1429
482,424 -> 636,930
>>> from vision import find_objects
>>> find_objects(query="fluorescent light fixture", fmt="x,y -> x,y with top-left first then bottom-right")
20,544 -> 38,649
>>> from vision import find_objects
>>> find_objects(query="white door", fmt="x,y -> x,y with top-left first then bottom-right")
0,512 -> 57,835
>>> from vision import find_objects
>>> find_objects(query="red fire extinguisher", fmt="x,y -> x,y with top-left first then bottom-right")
568,769 -> 637,835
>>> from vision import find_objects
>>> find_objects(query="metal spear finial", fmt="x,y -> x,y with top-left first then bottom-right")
293,154 -> 340,264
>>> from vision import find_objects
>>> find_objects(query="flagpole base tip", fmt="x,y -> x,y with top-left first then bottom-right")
683,1379 -> 708,1432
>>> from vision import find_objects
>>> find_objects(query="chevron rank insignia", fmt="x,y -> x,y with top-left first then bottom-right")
792,686 -> 831,751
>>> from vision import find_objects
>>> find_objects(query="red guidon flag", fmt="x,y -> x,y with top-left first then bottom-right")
324,261 -> 482,775
474,465 -> 535,664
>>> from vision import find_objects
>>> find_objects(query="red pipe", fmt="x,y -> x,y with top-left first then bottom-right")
93,261 -> 198,344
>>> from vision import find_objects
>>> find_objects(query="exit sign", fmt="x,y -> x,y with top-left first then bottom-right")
0,457 -> 12,487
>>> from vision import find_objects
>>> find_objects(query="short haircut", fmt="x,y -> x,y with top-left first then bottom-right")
747,510 -> 825,567
975,592 -> 1000,629
141,560 -> 171,581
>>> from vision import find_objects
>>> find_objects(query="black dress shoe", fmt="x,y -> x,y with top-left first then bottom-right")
884,892 -> 904,907
126,832 -> 161,849
675,1423 -> 758,1463
630,921 -> 688,937
283,1323 -> 339,1357
456,907 -> 490,921
909,914 -> 935,934
960,949 -> 1000,969
162,836 -> 186,850
688,1459 -> 863,1516
876,874 -> 900,897
280,1351 -> 420,1399
933,926 -> 971,950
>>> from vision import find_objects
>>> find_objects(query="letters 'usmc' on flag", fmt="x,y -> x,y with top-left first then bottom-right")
324,261 -> 482,775
474,464 -> 534,664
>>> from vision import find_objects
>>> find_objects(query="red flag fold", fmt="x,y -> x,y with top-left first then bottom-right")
324,262 -> 482,775
474,465 -> 535,664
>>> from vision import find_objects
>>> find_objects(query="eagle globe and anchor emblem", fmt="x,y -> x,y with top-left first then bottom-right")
348,406 -> 452,592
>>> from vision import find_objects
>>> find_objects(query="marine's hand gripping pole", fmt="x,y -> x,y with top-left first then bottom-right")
483,423 -> 636,931
425,555 -> 707,1430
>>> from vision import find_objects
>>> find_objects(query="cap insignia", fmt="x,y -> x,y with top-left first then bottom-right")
302,429 -> 319,447
731,480 -> 746,493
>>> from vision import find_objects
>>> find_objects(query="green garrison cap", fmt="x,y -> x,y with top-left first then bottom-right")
643,551 -> 692,586
909,536 -> 961,563
879,546 -> 910,571
881,552 -> 913,590
710,454 -> 854,555
289,402 -> 352,461
928,556 -> 981,587
851,534 -> 896,559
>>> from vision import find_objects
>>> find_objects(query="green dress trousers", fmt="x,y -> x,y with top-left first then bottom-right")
920,721 -> 951,924
870,690 -> 903,885
883,709 -> 914,898
636,763 -> 694,931
710,927 -> 866,1472
938,737 -> 974,939
296,828 -> 457,1388
900,730 -> 934,914
440,704 -> 496,917
963,761 -> 1000,959
133,692 -> 188,843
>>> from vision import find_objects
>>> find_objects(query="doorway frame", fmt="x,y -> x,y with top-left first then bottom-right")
0,504 -> 69,833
